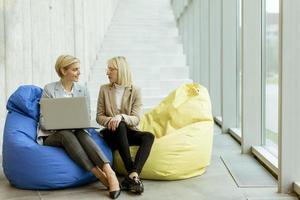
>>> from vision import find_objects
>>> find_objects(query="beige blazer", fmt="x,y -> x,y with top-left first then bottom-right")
96,84 -> 142,131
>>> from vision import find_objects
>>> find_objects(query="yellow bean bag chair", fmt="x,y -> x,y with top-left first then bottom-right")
113,83 -> 214,180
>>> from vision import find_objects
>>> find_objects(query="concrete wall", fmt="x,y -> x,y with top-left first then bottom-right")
0,0 -> 119,153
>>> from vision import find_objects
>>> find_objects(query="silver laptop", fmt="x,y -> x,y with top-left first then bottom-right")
40,97 -> 98,130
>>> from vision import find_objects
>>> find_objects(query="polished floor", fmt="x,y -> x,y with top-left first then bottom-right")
0,125 -> 298,200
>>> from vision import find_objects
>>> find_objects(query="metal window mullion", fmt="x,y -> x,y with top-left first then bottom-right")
261,0 -> 267,145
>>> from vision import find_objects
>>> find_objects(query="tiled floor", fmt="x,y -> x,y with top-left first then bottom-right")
0,125 -> 298,200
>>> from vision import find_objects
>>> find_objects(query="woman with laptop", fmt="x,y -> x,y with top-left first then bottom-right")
97,56 -> 154,194
37,55 -> 121,199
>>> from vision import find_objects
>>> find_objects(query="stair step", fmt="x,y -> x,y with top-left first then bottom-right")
91,65 -> 188,71
108,23 -> 177,30
95,55 -> 186,66
88,79 -> 193,93
101,38 -> 181,46
90,95 -> 165,108
112,15 -> 174,21
100,43 -> 182,51
87,0 -> 190,114
104,32 -> 178,38
88,87 -> 162,98
89,66 -> 189,80
107,27 -> 178,33
97,48 -> 182,55
97,50 -> 185,55
108,22 -> 177,28
110,21 -> 177,27
104,34 -> 180,41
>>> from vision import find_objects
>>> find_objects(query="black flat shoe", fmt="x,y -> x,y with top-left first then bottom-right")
109,189 -> 121,199
121,176 -> 144,194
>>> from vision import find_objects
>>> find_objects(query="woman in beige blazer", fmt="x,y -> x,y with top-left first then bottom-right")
97,56 -> 154,194
39,55 -> 120,199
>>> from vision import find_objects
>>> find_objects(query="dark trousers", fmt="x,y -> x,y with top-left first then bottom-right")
101,121 -> 154,175
44,129 -> 109,171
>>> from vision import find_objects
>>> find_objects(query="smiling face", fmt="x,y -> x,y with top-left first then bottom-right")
106,65 -> 118,84
61,62 -> 81,82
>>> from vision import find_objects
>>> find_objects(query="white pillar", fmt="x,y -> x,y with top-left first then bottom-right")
199,0 -> 209,88
187,1 -> 194,80
241,0 -> 262,153
221,0 -> 237,132
279,0 -> 300,193
209,0 -> 221,117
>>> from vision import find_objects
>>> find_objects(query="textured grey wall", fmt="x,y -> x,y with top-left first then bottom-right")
0,0 -> 119,154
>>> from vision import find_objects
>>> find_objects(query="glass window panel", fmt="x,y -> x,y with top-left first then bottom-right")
263,0 -> 279,157
236,0 -> 242,128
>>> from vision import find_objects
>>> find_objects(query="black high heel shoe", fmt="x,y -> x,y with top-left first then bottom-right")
109,187 -> 121,199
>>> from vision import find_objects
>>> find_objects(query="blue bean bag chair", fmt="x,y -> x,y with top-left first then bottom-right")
2,85 -> 113,190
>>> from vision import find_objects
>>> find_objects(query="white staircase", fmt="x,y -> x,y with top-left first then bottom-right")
87,0 -> 192,118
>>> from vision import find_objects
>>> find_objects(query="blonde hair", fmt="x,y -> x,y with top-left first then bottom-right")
107,56 -> 132,87
55,55 -> 80,77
